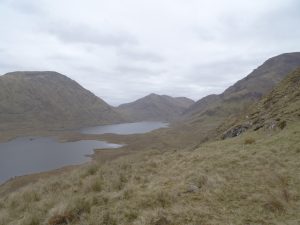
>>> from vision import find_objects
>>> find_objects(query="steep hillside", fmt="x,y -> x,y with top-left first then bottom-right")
221,67 -> 300,139
173,53 -> 300,145
117,93 -> 194,122
184,52 -> 300,120
0,71 -> 124,133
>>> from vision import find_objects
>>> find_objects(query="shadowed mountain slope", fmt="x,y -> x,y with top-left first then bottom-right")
117,93 -> 194,122
175,53 -> 300,144
184,52 -> 300,121
220,67 -> 300,139
0,71 -> 124,132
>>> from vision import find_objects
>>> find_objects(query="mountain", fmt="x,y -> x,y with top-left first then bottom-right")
183,52 -> 300,129
221,67 -> 300,139
117,93 -> 195,122
110,53 -> 300,151
2,68 -> 300,225
0,71 -> 124,133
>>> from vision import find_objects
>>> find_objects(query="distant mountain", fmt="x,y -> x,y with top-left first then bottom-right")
117,93 -> 195,122
221,67 -> 300,139
184,52 -> 300,122
0,71 -> 124,132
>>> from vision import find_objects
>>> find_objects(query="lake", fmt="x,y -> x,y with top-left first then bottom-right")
0,121 -> 167,184
80,121 -> 168,135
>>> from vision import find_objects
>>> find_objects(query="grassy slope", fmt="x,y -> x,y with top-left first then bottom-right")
0,122 -> 299,225
218,68 -> 300,139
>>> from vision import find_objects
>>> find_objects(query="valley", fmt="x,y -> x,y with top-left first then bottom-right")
1,0 -> 300,223
0,53 -> 300,224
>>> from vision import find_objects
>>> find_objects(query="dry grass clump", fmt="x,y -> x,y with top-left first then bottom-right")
83,176 -> 103,193
138,190 -> 175,209
264,197 -> 285,213
48,211 -> 74,225
82,163 -> 100,177
0,211 -> 10,225
22,190 -> 41,202
278,120 -> 287,129
150,215 -> 171,225
187,173 -> 208,189
0,122 -> 299,224
47,197 -> 91,225
244,137 -> 256,145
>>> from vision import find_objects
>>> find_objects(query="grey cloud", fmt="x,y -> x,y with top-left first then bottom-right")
257,3 -> 300,40
214,2 -> 300,44
0,61 -> 19,75
75,66 -> 101,74
46,23 -> 138,47
187,57 -> 260,87
8,0 -> 42,15
193,26 -> 217,42
46,53 -> 78,62
1,0 -> 300,105
115,65 -> 163,76
0,51 -> 18,74
117,48 -> 164,63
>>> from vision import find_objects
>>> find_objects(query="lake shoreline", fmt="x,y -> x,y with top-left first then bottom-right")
0,122 -> 169,195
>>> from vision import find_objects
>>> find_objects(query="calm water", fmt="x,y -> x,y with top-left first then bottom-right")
81,121 -> 168,135
0,137 -> 121,183
0,122 -> 167,184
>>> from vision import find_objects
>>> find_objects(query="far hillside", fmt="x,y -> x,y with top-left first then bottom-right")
220,67 -> 300,139
0,71 -> 124,139
117,93 -> 194,122
173,52 -> 300,144
103,53 -> 300,150
184,52 -> 300,121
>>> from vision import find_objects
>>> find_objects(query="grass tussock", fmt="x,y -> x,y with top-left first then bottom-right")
47,197 -> 91,225
244,137 -> 256,145
278,120 -> 287,130
0,122 -> 300,224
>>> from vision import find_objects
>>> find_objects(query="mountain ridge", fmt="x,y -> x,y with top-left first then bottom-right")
117,93 -> 194,122
221,67 -> 300,139
183,52 -> 300,123
0,71 -> 124,133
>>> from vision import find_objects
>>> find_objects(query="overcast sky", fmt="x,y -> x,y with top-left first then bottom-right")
0,0 -> 299,105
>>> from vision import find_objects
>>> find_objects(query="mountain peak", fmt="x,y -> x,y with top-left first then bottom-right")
148,93 -> 159,96
118,94 -> 194,122
3,71 -> 62,77
0,71 -> 124,132
180,52 -> 300,145
146,93 -> 161,98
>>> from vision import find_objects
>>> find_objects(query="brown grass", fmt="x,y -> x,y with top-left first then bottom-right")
244,137 -> 256,145
0,122 -> 299,224
278,120 -> 287,129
